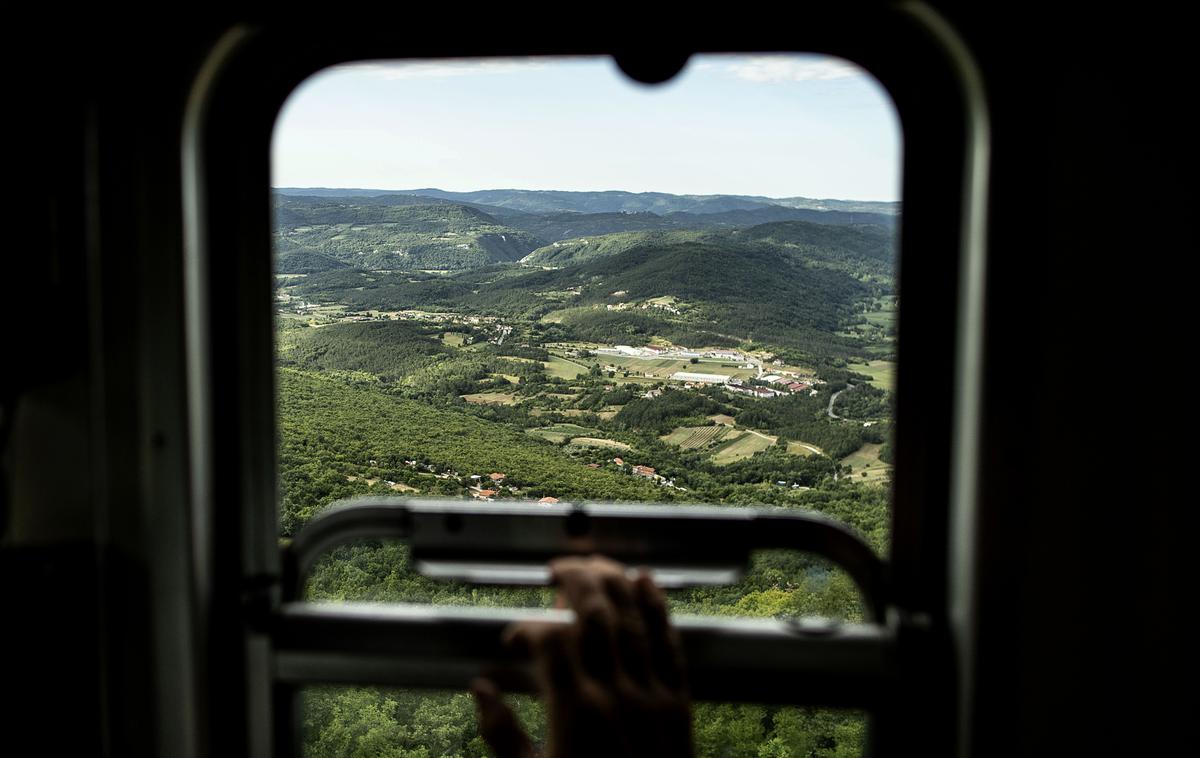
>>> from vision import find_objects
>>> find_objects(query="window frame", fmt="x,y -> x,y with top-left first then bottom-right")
182,10 -> 989,757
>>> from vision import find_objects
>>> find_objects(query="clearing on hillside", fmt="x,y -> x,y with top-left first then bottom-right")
786,441 -> 825,457
850,360 -> 896,391
461,392 -> 518,405
544,355 -> 588,379
711,430 -> 777,465
840,442 -> 892,485
527,424 -> 600,444
569,437 -> 632,451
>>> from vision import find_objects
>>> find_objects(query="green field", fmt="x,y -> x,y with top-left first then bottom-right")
786,441 -> 825,457
662,425 -> 731,450
527,423 -> 600,443
461,392 -> 518,405
597,354 -> 757,381
850,360 -> 897,391
544,355 -> 589,379
840,442 -> 892,485
441,331 -> 469,346
568,436 -> 632,451
711,430 -> 777,465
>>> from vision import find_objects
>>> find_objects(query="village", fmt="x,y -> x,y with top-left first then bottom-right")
364,458 -> 687,504
586,343 -> 820,399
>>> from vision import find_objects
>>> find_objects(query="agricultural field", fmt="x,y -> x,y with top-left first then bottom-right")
849,360 -> 897,391
786,441 -> 825,457
544,355 -> 589,379
661,425 -> 732,450
708,414 -> 736,426
840,442 -> 892,485
711,430 -> 777,465
527,423 -> 600,443
568,437 -> 632,451
461,391 -> 518,405
441,331 -> 469,346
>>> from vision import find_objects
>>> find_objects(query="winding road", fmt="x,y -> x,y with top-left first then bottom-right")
827,383 -> 855,420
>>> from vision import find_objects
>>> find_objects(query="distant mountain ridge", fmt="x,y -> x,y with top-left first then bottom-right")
274,196 -> 542,270
275,187 -> 900,217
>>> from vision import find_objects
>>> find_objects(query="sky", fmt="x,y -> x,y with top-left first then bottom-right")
272,54 -> 902,202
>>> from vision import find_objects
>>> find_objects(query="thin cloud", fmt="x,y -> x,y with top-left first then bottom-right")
334,58 -> 550,80
726,56 -> 867,83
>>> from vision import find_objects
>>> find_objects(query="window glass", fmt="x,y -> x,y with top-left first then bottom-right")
274,53 -> 900,758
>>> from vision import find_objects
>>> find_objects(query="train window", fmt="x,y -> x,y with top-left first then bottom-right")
271,54 -> 900,757
183,14 -> 985,756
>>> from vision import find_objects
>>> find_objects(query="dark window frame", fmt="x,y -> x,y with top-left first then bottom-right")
182,10 -> 989,756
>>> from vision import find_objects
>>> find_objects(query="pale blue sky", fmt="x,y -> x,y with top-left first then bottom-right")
272,54 -> 902,202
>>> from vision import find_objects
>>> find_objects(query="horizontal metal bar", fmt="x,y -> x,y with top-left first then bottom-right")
283,499 -> 889,620
272,602 -> 898,707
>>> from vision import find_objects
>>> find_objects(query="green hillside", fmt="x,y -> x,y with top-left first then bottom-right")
282,321 -> 450,380
277,368 -> 670,529
275,249 -> 350,274
285,221 -> 887,357
522,230 -> 712,266
274,198 -> 544,270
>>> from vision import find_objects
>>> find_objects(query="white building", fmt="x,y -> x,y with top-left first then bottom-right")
670,372 -> 731,385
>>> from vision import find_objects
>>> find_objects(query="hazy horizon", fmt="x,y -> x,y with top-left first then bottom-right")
273,54 -> 902,202
272,185 -> 900,204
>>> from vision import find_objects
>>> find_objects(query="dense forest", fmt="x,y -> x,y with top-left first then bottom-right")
274,189 -> 898,757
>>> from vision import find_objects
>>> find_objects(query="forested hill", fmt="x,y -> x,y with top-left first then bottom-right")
522,220 -> 895,280
274,197 -> 543,271
504,206 -> 893,244
521,230 -> 712,266
510,240 -> 871,342
277,368 -> 669,530
276,186 -> 900,217
273,191 -> 897,273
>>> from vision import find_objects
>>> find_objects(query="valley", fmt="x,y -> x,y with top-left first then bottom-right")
275,188 -> 896,537
275,188 -> 898,757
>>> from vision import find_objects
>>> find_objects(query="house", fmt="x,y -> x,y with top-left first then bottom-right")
538,496 -> 559,504
488,472 -> 506,482
471,489 -> 497,500
708,350 -> 744,361
612,457 -> 624,466
632,465 -> 657,478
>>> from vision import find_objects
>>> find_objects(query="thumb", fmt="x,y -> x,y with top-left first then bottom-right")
471,677 -> 536,758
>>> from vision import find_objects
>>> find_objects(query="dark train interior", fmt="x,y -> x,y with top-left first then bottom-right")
3,6 -> 1183,756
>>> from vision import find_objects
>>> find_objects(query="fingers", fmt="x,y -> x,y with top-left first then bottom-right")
471,677 -> 535,758
505,620 -> 580,695
633,569 -> 687,692
600,568 -> 653,685
550,557 -> 655,687
551,558 -> 619,682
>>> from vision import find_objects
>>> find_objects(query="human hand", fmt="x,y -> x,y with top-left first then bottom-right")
471,556 -> 693,758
